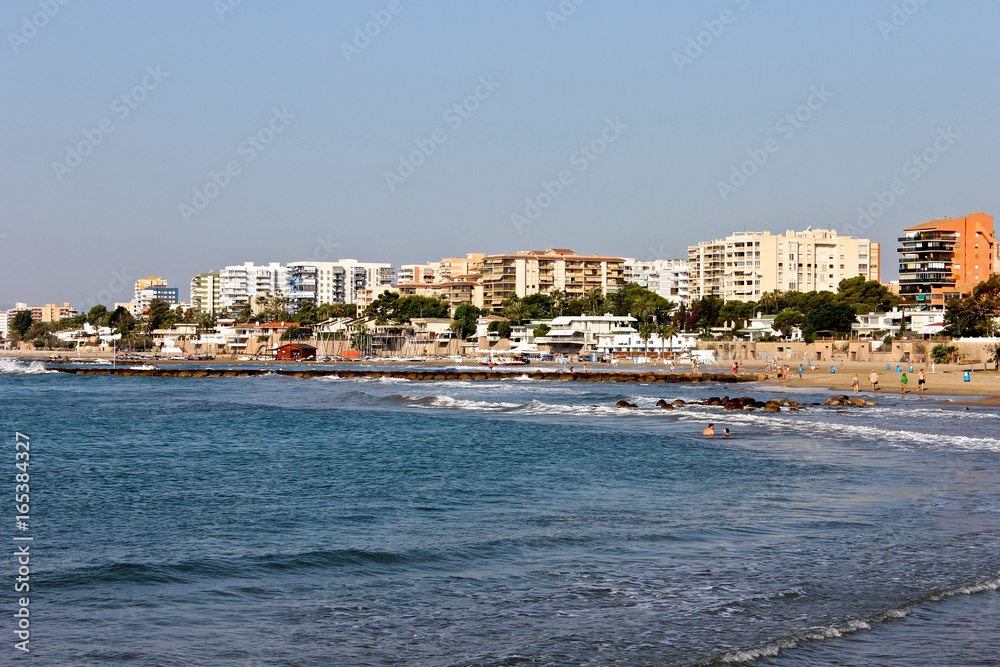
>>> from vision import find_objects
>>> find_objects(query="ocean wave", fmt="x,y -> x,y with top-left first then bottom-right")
41,548 -> 438,589
688,408 -> 1000,453
705,572 -> 1000,665
0,359 -> 55,374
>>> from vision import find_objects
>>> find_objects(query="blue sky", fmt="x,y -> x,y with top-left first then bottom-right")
3,0 -> 998,308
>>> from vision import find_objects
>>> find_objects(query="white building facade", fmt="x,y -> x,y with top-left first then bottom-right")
622,258 -> 690,304
688,229 -> 881,302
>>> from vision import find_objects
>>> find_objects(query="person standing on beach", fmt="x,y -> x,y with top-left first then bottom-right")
852,373 -> 859,395
918,368 -> 926,392
798,364 -> 804,379
901,372 -> 908,395
868,370 -> 879,396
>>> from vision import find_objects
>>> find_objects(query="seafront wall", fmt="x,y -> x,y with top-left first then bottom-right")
699,339 -> 1000,365
52,368 -> 765,383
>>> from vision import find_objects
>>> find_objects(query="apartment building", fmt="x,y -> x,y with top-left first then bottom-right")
285,259 -> 394,307
622,258 -> 690,304
190,273 -> 221,315
39,303 -> 78,322
688,229 -> 880,302
397,264 -> 438,284
397,254 -> 485,285
480,248 -> 624,312
392,277 -> 483,312
898,212 -> 998,309
219,262 -> 291,311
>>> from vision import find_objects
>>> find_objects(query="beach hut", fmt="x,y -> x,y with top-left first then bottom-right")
275,343 -> 317,361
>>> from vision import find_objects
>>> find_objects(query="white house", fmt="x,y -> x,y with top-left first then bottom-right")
533,315 -> 638,355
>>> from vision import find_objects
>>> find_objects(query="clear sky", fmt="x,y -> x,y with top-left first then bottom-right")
3,0 -> 998,309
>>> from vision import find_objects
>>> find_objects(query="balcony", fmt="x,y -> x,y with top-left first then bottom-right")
898,272 -> 953,284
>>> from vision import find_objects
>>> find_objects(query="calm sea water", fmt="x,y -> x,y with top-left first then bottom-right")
2,359 -> 998,666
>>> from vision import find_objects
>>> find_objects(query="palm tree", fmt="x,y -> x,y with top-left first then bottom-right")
549,289 -> 566,317
633,297 -> 656,326
658,323 -> 678,361
503,297 -> 526,325
759,289 -> 780,315
638,322 -> 653,360
585,287 -> 604,315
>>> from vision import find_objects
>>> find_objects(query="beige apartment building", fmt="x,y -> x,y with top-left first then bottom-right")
398,253 -> 485,284
688,229 -> 880,302
38,303 -> 79,322
392,278 -> 484,312
480,248 -> 624,312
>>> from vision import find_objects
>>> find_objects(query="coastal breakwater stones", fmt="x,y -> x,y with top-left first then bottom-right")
52,368 -> 766,383
824,395 -> 877,407
617,396 -> 802,412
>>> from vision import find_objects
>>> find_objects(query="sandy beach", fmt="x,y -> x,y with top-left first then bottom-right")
751,358 -> 1000,405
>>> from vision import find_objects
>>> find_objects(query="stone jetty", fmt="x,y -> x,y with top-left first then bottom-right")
51,367 -> 766,383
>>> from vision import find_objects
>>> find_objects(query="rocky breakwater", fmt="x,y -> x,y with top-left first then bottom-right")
52,367 -> 766,383
823,395 -> 877,407
615,395 -> 802,412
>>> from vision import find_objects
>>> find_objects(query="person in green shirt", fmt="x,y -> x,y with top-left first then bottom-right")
901,372 -> 908,395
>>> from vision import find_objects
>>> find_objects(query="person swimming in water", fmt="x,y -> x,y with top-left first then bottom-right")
703,423 -> 715,436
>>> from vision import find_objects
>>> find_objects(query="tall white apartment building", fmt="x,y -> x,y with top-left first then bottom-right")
219,262 -> 291,310
622,258 -> 690,305
286,260 -> 394,307
688,229 -> 881,302
190,273 -> 221,315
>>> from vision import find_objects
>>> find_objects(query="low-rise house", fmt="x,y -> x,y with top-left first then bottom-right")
595,331 -> 693,358
853,309 -> 945,338
534,315 -> 638,356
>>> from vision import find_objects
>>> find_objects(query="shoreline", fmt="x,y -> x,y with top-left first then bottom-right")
7,351 -> 1000,403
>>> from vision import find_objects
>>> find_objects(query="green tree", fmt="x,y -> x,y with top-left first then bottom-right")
147,299 -> 173,332
837,276 -> 899,313
931,343 -> 957,364
758,289 -> 781,315
802,302 -> 856,340
86,305 -> 110,327
502,296 -> 527,324
293,301 -> 318,325
521,293 -> 553,320
773,308 -> 803,338
450,304 -> 481,340
632,297 -> 656,326
658,323 -> 678,359
944,276 -> 1000,337
9,311 -> 34,340
585,287 -> 604,315
638,322 -> 653,358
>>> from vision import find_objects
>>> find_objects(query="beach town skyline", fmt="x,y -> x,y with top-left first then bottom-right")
4,2 -> 1000,307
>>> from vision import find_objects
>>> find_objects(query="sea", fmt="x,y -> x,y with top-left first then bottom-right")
1,358 -> 998,666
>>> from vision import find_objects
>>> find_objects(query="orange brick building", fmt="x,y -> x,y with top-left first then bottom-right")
898,212 -> 998,308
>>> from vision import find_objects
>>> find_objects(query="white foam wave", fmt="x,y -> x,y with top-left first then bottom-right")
0,359 -> 55,374
927,573 -> 1000,601
423,395 -> 522,411
691,407 -> 1000,453
714,574 -> 1000,664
